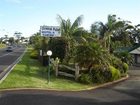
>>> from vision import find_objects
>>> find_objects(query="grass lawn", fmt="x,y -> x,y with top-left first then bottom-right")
0,44 -> 6,48
0,48 -> 92,91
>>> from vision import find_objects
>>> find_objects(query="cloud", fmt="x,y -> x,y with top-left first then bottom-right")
5,0 -> 22,4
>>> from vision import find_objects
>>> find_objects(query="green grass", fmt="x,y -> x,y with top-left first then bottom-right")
0,44 -> 6,48
0,48 -> 92,91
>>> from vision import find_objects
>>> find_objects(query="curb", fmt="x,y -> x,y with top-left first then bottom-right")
0,75 -> 129,93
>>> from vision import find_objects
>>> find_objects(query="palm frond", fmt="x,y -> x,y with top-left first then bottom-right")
71,15 -> 83,31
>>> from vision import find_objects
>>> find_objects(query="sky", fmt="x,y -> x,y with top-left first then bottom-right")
0,0 -> 140,37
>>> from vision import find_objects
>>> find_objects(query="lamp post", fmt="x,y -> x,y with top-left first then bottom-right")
47,50 -> 52,84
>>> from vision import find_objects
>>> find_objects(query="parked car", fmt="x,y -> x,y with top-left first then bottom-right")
6,46 -> 13,52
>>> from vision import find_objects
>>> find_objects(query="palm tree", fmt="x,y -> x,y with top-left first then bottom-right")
57,15 -> 84,39
131,24 -> 140,44
91,14 -> 124,51
57,15 -> 84,63
112,22 -> 134,47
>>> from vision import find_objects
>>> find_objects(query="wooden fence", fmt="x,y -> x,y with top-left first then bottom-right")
54,63 -> 80,80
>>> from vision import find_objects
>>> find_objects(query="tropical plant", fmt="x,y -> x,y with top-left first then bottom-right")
74,41 -> 110,70
111,21 -> 134,47
57,15 -> 84,63
91,14 -> 124,51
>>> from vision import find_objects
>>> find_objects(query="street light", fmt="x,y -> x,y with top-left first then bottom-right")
47,50 -> 52,84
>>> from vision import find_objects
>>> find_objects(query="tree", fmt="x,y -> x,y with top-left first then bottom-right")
20,37 -> 25,42
91,14 -> 124,51
29,32 -> 43,50
112,21 -> 134,47
57,15 -> 84,38
57,15 -> 84,63
8,37 -> 15,45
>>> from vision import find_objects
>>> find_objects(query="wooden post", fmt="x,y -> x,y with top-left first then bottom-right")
55,64 -> 58,77
75,63 -> 79,81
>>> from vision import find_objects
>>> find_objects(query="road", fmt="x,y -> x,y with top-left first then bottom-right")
0,69 -> 140,105
0,46 -> 26,79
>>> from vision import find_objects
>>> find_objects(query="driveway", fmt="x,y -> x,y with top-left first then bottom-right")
0,68 -> 140,105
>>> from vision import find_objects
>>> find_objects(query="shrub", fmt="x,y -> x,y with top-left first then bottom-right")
110,55 -> 129,75
79,73 -> 92,84
90,65 -> 111,83
48,37 -> 69,62
114,51 -> 132,64
109,66 -> 121,81
122,63 -> 129,74
30,50 -> 38,59
74,42 -> 109,69
110,55 -> 124,73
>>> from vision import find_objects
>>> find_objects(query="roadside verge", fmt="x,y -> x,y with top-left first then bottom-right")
0,74 -> 129,92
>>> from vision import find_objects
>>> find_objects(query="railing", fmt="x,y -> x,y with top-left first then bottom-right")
54,63 -> 80,80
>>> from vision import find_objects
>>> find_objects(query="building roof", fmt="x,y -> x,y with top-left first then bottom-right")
114,44 -> 140,54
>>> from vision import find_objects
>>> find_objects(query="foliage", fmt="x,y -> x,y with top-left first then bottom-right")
90,65 -> 110,83
30,49 -> 38,59
0,44 -> 6,48
0,48 -> 92,91
109,55 -> 123,71
57,15 -> 85,63
74,41 -> 109,69
29,33 -> 43,50
8,37 -> 15,45
114,51 -> 132,64
91,14 -> 124,50
79,73 -> 92,84
109,55 -> 129,75
109,66 -> 121,81
122,63 -> 129,74
41,37 -> 49,52
48,37 -> 69,62
57,15 -> 84,39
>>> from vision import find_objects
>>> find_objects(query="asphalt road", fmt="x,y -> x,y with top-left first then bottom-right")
0,69 -> 140,105
0,46 -> 25,75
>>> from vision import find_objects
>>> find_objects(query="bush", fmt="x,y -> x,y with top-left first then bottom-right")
110,55 -> 129,75
48,37 -> 69,62
114,51 -> 132,64
79,73 -> 92,84
90,65 -> 111,83
109,66 -> 121,81
30,50 -> 38,59
122,63 -> 129,74
74,42 -> 109,69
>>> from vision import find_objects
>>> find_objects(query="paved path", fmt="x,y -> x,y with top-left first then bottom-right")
0,69 -> 140,105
